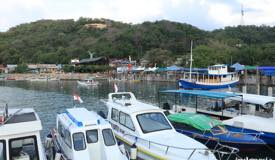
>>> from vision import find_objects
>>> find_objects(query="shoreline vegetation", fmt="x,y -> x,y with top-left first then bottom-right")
1,18 -> 275,68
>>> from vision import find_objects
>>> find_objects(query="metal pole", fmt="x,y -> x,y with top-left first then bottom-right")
195,95 -> 198,112
189,40 -> 193,81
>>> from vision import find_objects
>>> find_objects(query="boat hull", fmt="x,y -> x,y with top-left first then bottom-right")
178,79 -> 238,90
225,125 -> 275,146
77,80 -> 98,86
174,128 -> 265,152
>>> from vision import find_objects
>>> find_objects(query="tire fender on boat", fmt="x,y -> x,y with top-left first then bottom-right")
130,143 -> 137,160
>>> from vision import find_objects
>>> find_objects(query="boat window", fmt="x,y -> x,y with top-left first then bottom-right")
112,94 -> 131,100
73,133 -> 86,151
64,130 -> 72,148
58,120 -> 65,137
102,129 -> 116,146
137,112 -> 172,134
119,112 -> 135,131
86,130 -> 98,143
0,140 -> 6,160
9,136 -> 39,160
111,108 -> 119,122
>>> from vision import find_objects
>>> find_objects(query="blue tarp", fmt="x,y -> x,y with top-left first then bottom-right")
258,66 -> 275,76
160,89 -> 240,99
231,63 -> 244,71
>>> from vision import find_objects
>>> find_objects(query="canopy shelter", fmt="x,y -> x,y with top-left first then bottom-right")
160,89 -> 240,99
156,67 -> 167,72
231,63 -> 244,71
258,66 -> 275,76
165,65 -> 182,71
159,89 -> 243,119
231,93 -> 275,107
168,113 -> 222,131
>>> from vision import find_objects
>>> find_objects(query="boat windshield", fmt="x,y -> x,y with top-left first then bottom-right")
210,125 -> 228,135
137,112 -> 172,134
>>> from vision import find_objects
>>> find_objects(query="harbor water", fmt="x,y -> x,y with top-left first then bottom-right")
0,80 -> 274,159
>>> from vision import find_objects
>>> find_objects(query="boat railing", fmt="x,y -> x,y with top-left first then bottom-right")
175,129 -> 240,160
121,132 -> 238,160
228,130 -> 265,140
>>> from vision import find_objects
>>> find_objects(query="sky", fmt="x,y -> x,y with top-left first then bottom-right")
1,0 -> 275,32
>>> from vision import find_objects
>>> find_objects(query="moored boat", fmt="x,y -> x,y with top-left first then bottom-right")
223,115 -> 275,147
0,103 -> 46,160
179,41 -> 238,90
159,89 -> 275,147
168,112 -> 265,152
179,64 -> 239,90
102,92 -> 220,160
45,107 -> 128,160
77,77 -> 99,87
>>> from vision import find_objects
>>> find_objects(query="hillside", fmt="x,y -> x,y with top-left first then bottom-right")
1,18 -> 275,67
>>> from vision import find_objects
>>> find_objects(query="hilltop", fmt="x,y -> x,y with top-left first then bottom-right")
0,18 -> 275,67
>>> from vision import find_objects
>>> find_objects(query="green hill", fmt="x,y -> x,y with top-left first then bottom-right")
0,18 -> 275,67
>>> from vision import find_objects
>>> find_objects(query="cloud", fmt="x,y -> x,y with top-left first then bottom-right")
207,3 -> 240,26
86,0 -> 165,23
1,0 -> 275,32
0,0 -> 47,31
238,0 -> 275,26
205,0 -> 275,27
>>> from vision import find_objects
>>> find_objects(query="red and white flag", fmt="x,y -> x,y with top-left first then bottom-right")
73,94 -> 83,103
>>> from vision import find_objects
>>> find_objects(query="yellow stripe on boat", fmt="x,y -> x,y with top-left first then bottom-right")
115,134 -> 168,160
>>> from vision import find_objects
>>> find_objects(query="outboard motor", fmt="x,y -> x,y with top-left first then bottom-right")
162,102 -> 171,110
118,141 -> 126,155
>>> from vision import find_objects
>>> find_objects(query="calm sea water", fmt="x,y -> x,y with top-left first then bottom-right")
0,80 -> 274,159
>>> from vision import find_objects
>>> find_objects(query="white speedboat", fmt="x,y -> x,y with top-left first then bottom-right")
102,92 -> 217,160
77,77 -> 99,87
0,104 -> 46,160
45,107 -> 128,160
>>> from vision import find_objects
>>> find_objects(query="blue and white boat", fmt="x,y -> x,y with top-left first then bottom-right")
160,89 -> 275,146
179,41 -> 238,90
168,113 -> 265,152
45,107 -> 128,160
223,93 -> 275,146
179,64 -> 239,90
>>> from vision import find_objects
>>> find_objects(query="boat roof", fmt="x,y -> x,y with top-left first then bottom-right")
161,89 -> 241,99
168,113 -> 222,131
0,108 -> 42,137
60,108 -> 108,130
233,93 -> 275,106
209,64 -> 227,67
107,92 -> 163,114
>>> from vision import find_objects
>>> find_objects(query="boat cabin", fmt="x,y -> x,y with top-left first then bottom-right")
53,107 -> 126,160
0,108 -> 46,160
104,92 -> 217,160
208,64 -> 228,75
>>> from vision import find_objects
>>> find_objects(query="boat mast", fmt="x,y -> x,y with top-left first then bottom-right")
189,40 -> 193,81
